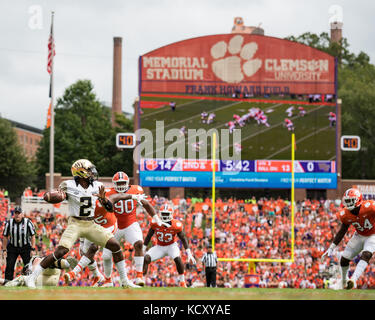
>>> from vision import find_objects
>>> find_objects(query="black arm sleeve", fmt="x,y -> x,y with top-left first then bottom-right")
101,198 -> 113,212
333,223 -> 350,246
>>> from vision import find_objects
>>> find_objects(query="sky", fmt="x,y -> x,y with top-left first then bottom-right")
0,0 -> 374,130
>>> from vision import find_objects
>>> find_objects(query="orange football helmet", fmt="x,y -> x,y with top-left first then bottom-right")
342,188 -> 363,211
112,171 -> 129,193
160,203 -> 173,222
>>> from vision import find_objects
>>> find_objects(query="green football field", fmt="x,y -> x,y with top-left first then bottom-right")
140,95 -> 336,161
0,286 -> 374,300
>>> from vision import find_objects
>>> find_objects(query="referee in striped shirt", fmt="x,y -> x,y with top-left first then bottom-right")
201,244 -> 218,287
2,207 -> 36,280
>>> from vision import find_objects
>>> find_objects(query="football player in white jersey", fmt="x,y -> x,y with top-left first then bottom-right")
1,256 -> 77,287
25,159 -> 139,289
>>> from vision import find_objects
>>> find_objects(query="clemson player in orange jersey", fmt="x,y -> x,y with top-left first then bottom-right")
107,171 -> 167,287
321,188 -> 375,289
143,204 -> 196,287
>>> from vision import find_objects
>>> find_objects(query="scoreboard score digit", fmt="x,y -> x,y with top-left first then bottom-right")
341,135 -> 360,151
116,133 -> 136,149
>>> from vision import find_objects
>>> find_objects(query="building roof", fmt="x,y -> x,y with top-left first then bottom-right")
7,119 -> 43,135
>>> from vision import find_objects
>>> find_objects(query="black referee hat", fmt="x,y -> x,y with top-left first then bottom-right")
14,206 -> 22,213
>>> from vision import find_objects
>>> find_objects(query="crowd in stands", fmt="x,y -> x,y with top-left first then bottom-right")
23,186 -> 45,198
1,193 -> 374,289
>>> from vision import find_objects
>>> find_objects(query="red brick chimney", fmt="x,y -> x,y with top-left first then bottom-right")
330,21 -> 343,44
112,37 -> 122,126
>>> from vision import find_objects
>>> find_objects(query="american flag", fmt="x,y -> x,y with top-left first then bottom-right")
47,20 -> 55,74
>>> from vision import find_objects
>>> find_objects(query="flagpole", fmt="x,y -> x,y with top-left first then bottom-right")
49,11 -> 55,192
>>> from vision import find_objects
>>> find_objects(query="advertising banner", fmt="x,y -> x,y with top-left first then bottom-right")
140,159 -> 337,189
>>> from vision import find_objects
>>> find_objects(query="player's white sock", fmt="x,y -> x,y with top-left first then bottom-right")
352,260 -> 368,282
73,256 -> 91,275
134,256 -> 144,275
341,265 -> 349,283
103,258 -> 113,279
178,274 -> 185,282
88,261 -> 101,278
115,260 -> 129,284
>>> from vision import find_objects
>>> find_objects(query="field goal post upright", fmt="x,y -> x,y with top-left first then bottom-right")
211,132 -> 216,250
211,131 -> 296,273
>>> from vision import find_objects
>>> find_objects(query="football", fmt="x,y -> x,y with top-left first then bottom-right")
43,190 -> 65,204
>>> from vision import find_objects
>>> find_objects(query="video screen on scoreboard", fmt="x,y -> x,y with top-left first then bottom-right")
138,34 -> 337,189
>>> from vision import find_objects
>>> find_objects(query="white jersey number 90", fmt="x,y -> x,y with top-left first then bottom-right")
114,199 -> 134,215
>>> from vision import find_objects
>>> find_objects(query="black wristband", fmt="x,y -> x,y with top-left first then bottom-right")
31,248 -> 36,251
102,199 -> 113,212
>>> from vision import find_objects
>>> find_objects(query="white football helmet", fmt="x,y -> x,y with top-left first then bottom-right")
112,171 -> 129,193
160,204 -> 173,222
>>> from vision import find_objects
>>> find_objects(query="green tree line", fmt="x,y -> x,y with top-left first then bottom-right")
286,32 -> 375,179
0,79 -> 134,200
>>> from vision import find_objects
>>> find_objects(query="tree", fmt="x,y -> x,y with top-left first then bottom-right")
0,118 -> 37,199
36,80 -> 134,181
285,32 -> 375,179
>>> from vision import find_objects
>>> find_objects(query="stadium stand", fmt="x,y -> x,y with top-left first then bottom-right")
0,195 -> 370,289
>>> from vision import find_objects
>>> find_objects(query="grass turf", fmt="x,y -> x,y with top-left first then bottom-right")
0,286 -> 374,300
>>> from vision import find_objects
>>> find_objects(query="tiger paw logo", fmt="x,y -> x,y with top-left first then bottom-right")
210,35 -> 262,83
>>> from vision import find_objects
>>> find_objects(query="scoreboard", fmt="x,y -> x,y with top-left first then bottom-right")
341,135 -> 361,151
140,159 -> 337,189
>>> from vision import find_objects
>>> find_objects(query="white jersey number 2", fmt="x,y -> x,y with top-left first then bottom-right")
79,197 -> 92,217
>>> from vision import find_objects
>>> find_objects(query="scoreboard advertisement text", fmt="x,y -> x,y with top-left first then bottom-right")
140,159 -> 337,189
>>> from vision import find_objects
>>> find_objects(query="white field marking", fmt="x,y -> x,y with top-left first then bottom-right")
150,101 -> 242,133
141,99 -> 201,119
328,155 -> 336,161
265,125 -> 331,159
220,105 -> 326,154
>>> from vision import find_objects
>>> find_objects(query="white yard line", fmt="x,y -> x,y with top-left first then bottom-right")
265,125 -> 331,158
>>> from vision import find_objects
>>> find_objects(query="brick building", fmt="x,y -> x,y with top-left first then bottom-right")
9,119 -> 43,159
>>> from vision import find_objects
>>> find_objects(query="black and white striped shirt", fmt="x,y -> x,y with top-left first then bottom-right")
3,218 -> 36,248
202,251 -> 218,268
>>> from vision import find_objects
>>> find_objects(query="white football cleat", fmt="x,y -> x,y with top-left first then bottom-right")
100,277 -> 114,287
24,275 -> 36,289
134,277 -> 145,287
122,278 -> 142,288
